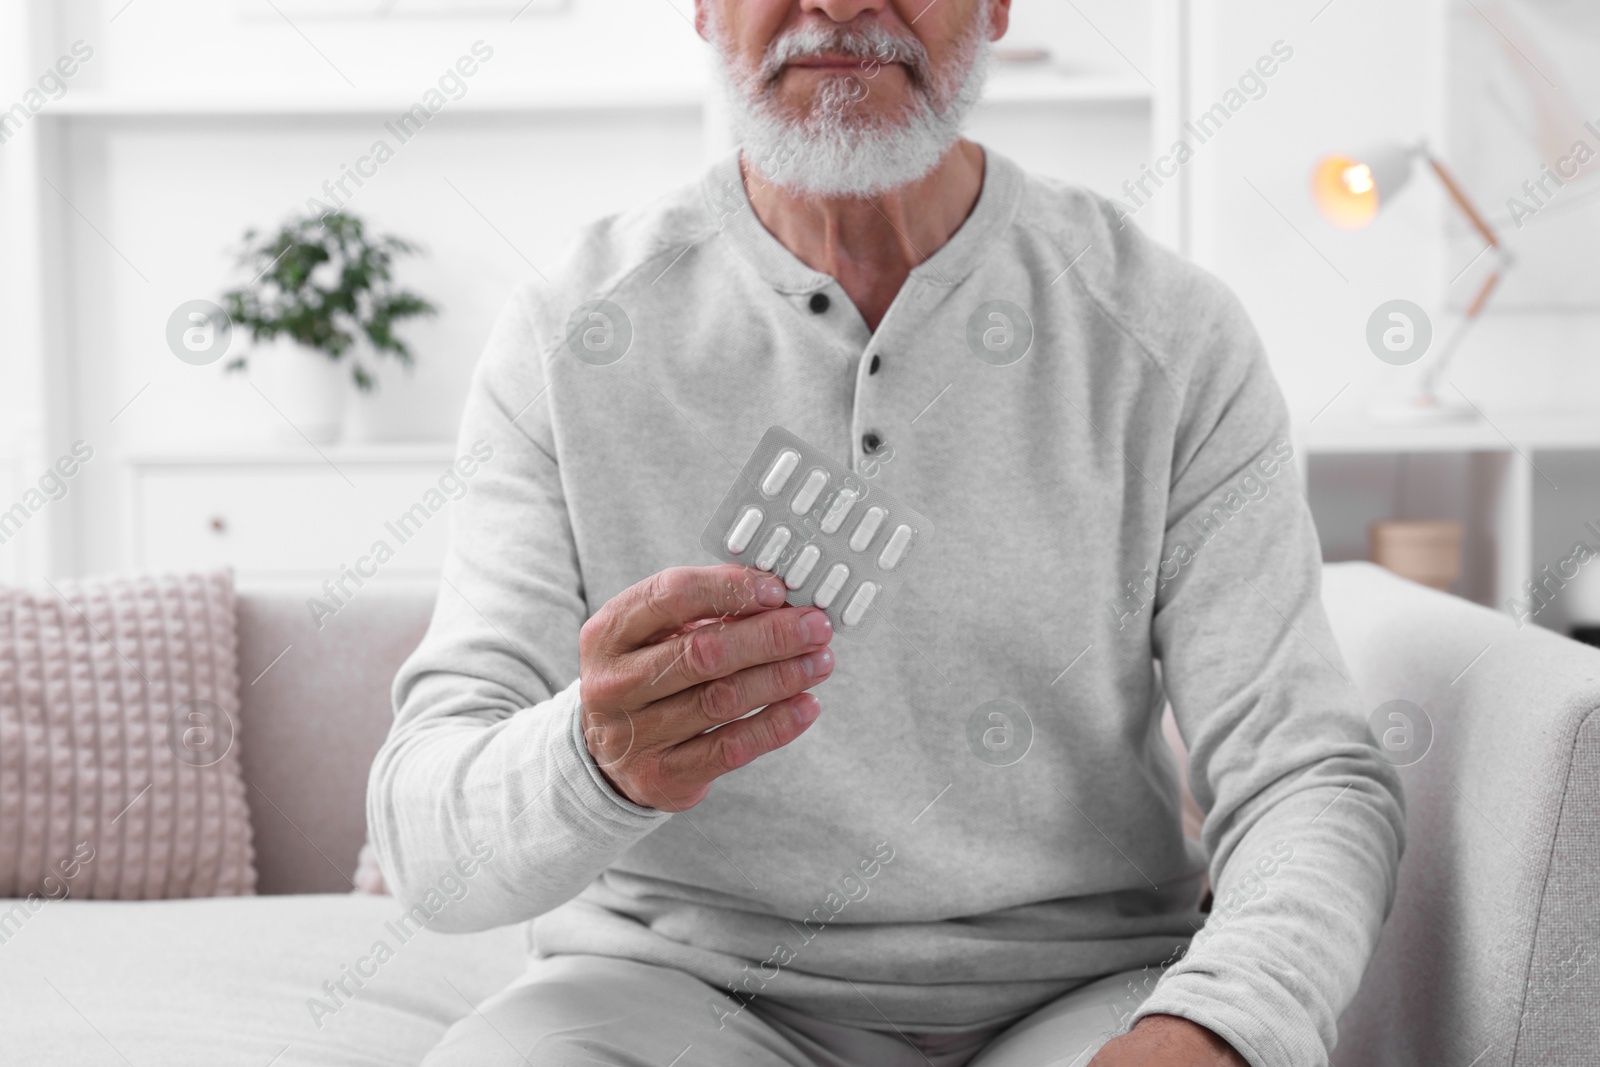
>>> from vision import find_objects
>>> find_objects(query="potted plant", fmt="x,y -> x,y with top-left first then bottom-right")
220,212 -> 437,443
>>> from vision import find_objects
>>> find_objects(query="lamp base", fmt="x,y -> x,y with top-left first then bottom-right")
1368,392 -> 1480,425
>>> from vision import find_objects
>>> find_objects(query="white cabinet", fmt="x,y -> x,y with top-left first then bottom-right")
129,446 -> 461,584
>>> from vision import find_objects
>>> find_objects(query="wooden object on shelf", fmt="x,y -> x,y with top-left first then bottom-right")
1368,519 -> 1464,591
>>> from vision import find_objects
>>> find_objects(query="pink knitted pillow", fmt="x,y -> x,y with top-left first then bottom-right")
0,569 -> 255,899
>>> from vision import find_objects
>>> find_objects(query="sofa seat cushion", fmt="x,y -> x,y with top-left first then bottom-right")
0,893 -> 527,1066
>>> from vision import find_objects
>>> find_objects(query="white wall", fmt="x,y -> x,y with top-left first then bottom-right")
60,109 -> 715,575
1,0 -> 58,580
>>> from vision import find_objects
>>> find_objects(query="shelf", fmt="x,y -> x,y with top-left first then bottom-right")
122,411 -> 1598,467
43,85 -> 707,117
41,68 -> 1150,119
983,70 -> 1153,104
1299,410 -> 1600,454
127,442 -> 459,466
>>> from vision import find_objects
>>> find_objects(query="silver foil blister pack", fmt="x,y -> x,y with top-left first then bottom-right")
700,425 -> 931,638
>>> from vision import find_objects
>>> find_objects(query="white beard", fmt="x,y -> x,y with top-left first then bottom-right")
707,9 -> 994,199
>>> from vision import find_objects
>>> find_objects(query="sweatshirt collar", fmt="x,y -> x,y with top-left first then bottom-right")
702,144 -> 1023,295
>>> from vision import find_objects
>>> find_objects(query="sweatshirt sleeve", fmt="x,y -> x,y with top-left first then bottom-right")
1124,283 -> 1407,1066
365,282 -> 671,932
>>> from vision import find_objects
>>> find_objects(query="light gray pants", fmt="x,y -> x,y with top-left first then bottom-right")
422,954 -> 1159,1067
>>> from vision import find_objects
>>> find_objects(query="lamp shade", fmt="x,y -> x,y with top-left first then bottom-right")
1312,143 -> 1420,229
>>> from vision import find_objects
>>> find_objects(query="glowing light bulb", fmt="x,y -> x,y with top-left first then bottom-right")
1342,164 -> 1375,196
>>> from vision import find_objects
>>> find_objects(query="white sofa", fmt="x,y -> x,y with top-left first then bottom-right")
1,562 -> 1595,1066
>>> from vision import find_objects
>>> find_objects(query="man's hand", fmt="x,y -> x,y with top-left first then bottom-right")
578,564 -> 834,812
1088,1014 -> 1249,1067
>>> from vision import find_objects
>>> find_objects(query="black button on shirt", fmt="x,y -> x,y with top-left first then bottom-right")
869,354 -> 881,375
808,292 -> 830,314
862,432 -> 883,453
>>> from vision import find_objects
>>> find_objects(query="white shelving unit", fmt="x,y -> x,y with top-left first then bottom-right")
1,0 -> 1188,586
1296,412 -> 1600,617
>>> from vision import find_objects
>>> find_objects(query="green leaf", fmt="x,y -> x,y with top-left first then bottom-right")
215,208 -> 437,386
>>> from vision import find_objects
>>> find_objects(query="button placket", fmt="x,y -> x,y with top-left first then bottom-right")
850,280 -> 936,475
853,328 -> 900,474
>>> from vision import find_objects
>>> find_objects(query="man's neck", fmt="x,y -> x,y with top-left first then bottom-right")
742,139 -> 987,333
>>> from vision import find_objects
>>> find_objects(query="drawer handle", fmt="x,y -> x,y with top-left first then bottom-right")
209,517 -> 227,534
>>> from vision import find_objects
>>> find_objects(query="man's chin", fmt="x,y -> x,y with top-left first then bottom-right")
768,82 -> 918,125
743,133 -> 956,199
772,107 -> 920,140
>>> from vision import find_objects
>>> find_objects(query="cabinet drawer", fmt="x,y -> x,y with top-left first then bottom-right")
134,465 -> 455,579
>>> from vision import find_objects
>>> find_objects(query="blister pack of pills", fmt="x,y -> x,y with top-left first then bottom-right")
699,425 -> 932,639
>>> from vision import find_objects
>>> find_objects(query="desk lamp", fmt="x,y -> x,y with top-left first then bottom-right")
1311,142 -> 1515,423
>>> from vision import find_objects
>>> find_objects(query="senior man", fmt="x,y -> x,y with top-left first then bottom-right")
369,1 -> 1405,1064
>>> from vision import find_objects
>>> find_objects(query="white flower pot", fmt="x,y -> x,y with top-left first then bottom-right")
339,358 -> 385,444
249,337 -> 351,445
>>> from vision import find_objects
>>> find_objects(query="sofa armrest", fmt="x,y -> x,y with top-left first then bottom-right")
1320,562 -> 1600,1067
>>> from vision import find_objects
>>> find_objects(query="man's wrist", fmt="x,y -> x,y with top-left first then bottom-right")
1088,1013 -> 1249,1067
1132,1014 -> 1248,1065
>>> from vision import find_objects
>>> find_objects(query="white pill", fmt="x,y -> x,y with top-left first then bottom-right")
842,581 -> 878,627
813,563 -> 850,609
820,487 -> 859,534
849,505 -> 887,552
761,449 -> 800,497
790,468 -> 829,515
754,526 -> 792,571
784,543 -> 821,589
878,524 -> 914,569
725,506 -> 763,555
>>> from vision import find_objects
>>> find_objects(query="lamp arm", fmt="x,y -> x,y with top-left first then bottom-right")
1425,153 -> 1504,252
1415,151 -> 1516,401
1421,269 -> 1504,397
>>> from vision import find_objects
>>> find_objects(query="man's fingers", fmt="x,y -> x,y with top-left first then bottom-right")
577,564 -> 833,812
624,605 -> 832,709
661,693 -> 823,781
608,564 -> 788,649
640,645 -> 833,748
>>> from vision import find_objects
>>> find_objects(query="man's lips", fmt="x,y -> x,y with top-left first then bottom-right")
764,48 -> 917,89
786,56 -> 869,70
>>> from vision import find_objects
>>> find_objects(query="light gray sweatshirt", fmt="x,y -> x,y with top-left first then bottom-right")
367,147 -> 1405,1067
